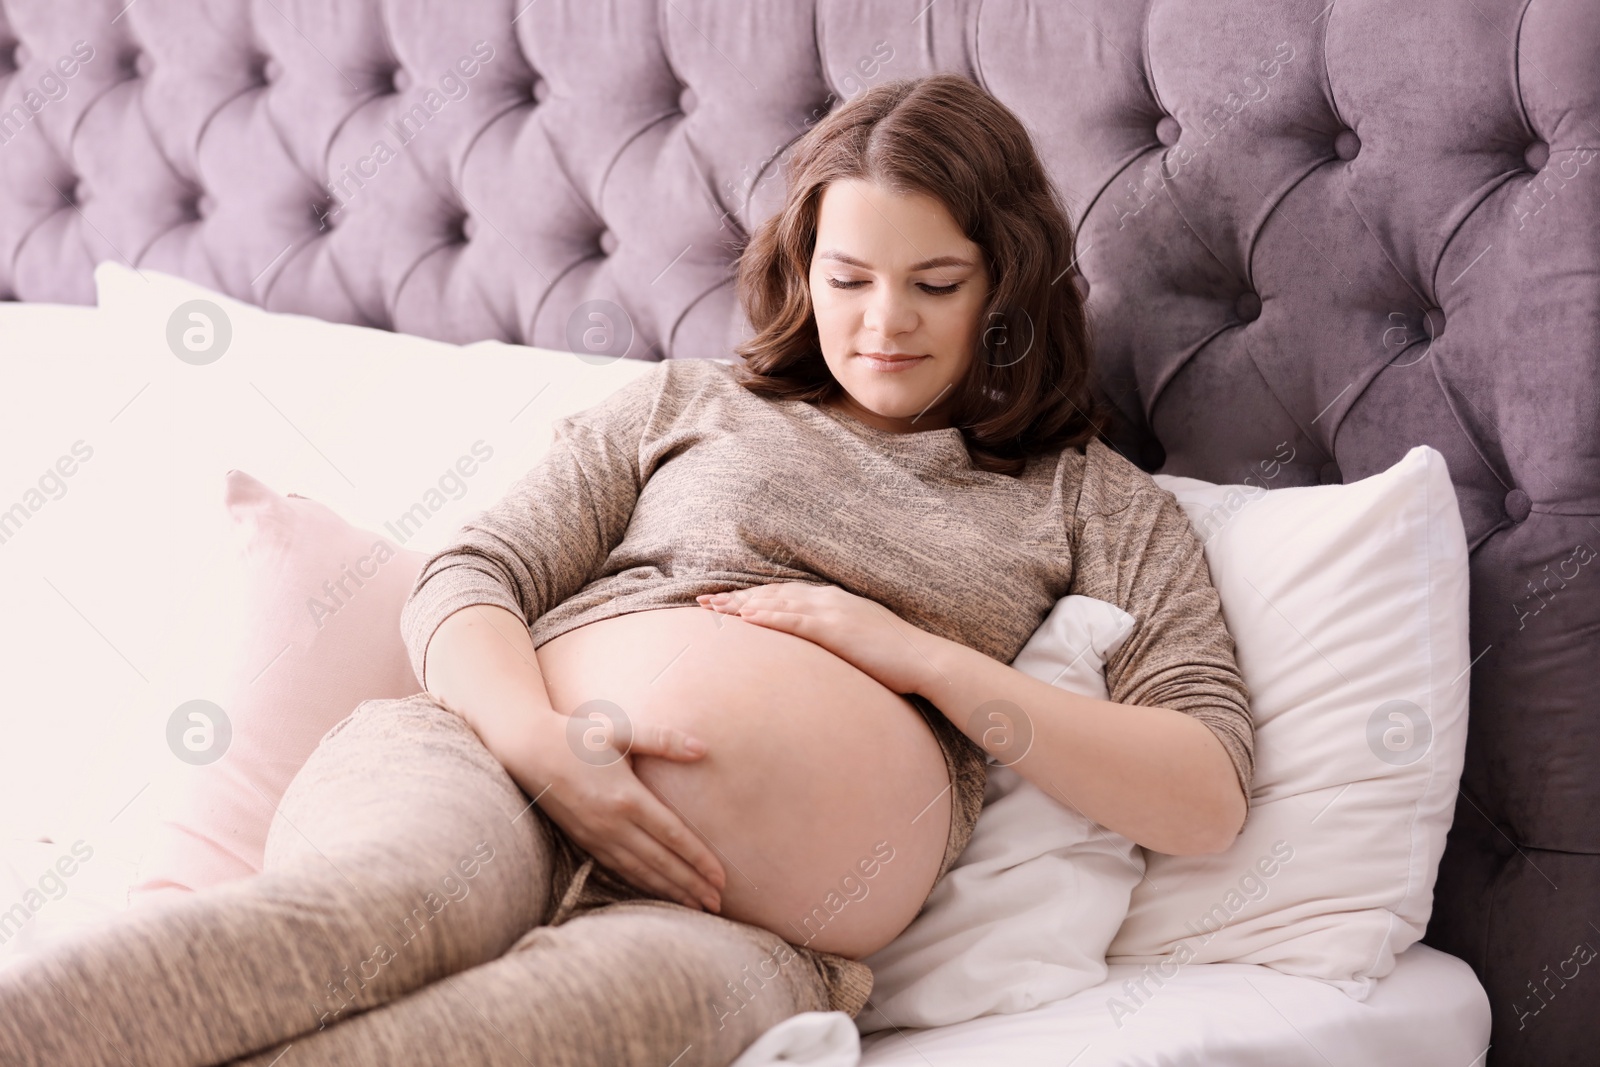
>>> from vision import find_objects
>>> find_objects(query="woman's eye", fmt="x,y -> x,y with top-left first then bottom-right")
823,277 -> 962,295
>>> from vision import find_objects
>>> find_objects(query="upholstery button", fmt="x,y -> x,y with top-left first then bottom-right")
598,229 -> 617,256
262,58 -> 281,84
1423,307 -> 1446,339
679,86 -> 697,114
57,177 -> 79,206
1072,273 -> 1090,301
196,193 -> 215,219
391,68 -> 410,94
1155,116 -> 1182,146
1524,140 -> 1549,171
531,77 -> 549,104
1334,129 -> 1361,160
1504,488 -> 1531,522
1235,291 -> 1261,323
311,197 -> 336,230
460,215 -> 476,242
1319,461 -> 1342,485
0,42 -> 17,76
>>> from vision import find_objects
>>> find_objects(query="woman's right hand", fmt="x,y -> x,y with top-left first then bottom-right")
504,711 -> 727,913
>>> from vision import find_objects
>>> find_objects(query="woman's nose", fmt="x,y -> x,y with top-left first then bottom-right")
862,284 -> 918,337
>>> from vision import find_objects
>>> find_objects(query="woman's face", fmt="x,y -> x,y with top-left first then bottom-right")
808,178 -> 990,433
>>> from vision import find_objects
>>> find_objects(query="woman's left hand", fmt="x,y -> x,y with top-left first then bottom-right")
696,582 -> 940,696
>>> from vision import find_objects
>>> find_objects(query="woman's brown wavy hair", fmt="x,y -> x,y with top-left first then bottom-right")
732,73 -> 1111,476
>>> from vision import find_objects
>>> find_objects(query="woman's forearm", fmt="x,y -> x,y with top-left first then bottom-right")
911,631 -> 1246,856
421,604 -> 565,773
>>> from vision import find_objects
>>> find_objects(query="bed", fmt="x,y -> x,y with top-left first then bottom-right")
1,2 -> 1594,1065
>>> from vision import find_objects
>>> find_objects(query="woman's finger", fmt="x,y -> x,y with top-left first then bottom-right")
633,790 -> 727,896
624,721 -> 710,762
619,823 -> 722,912
592,841 -> 704,911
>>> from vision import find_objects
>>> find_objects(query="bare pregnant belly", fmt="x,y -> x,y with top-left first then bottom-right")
534,606 -> 953,958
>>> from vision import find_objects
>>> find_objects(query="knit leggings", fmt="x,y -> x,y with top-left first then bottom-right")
0,693 -> 875,1066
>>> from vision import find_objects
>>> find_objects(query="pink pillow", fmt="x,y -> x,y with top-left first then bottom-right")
129,471 -> 426,904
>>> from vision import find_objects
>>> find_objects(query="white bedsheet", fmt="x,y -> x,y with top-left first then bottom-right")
856,942 -> 1490,1066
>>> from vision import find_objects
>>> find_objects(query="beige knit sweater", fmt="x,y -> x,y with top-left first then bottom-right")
400,357 -> 1255,832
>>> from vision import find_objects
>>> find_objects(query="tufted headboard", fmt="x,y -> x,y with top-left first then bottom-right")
2,1 -> 1596,1061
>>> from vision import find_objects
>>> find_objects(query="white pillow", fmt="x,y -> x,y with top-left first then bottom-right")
76,263 -> 654,894
1106,445 -> 1471,1001
857,595 -> 1142,1034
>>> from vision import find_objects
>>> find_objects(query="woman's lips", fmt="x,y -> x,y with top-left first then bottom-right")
856,352 -> 930,372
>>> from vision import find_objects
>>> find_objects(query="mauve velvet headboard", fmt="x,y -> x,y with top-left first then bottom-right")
2,1 -> 1596,1061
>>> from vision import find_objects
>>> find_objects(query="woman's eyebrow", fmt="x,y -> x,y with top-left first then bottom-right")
817,249 -> 975,271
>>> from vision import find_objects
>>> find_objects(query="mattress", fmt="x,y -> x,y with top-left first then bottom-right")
858,942 -> 1490,1066
0,827 -> 1491,1067
0,300 -> 1492,1066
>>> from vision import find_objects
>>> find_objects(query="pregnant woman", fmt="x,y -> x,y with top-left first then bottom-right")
0,73 -> 1252,1066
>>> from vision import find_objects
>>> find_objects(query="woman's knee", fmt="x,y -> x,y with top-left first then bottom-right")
262,692 -> 557,925
277,692 -> 511,819
510,903 -> 837,1037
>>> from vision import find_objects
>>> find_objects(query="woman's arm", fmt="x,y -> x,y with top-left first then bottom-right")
912,460 -> 1254,855
911,637 -> 1246,855
423,601 -> 727,912
699,445 -> 1254,856
398,362 -> 728,911
699,582 -> 1246,856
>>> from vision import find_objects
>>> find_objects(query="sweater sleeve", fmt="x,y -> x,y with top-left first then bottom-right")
1067,440 -> 1256,834
399,361 -> 671,689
